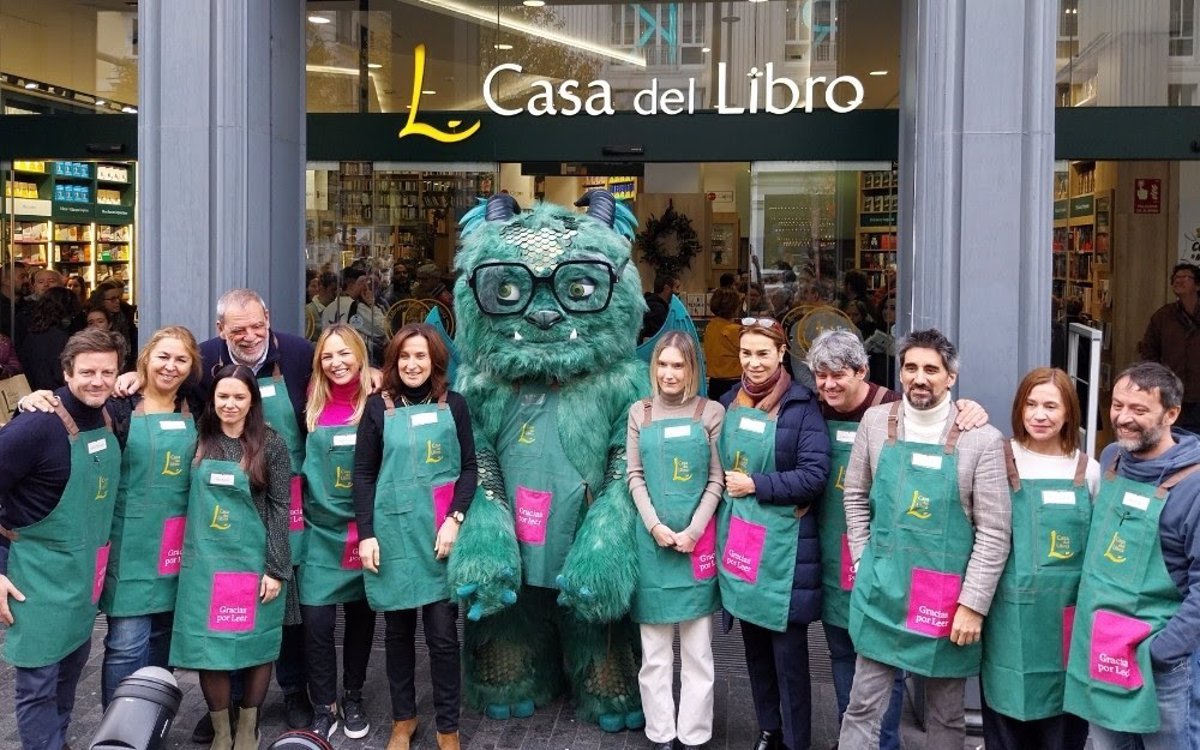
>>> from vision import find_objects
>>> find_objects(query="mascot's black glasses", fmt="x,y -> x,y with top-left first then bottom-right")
468,259 -> 623,316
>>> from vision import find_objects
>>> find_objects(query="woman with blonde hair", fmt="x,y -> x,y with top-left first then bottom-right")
299,324 -> 378,741
626,330 -> 725,750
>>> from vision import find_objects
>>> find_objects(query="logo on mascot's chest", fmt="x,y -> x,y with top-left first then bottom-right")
518,422 -> 537,445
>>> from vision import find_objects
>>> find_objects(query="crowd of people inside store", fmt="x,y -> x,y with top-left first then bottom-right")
0,245 -> 1199,750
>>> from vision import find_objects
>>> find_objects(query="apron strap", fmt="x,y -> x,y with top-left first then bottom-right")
437,392 -> 448,410
641,398 -> 653,426
180,399 -> 191,417
0,525 -> 19,542
1105,454 -> 1121,482
1072,450 -> 1089,487
271,335 -> 283,381
868,384 -> 890,408
1002,441 -> 1022,492
1156,464 -> 1200,499
381,392 -> 396,416
943,419 -> 962,455
691,397 -> 707,421
133,400 -> 145,416
102,408 -> 113,432
886,400 -> 901,444
52,403 -> 81,438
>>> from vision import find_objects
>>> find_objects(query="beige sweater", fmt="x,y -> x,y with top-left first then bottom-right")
625,394 -> 726,541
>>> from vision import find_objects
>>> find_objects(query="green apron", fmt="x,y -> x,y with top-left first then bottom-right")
1062,458 -> 1198,734
498,385 -> 588,589
716,403 -> 798,633
101,402 -> 197,617
849,401 -> 979,678
256,357 -> 306,561
168,458 -> 285,670
364,392 -> 460,611
4,406 -> 120,668
298,423 -> 365,606
818,419 -> 863,629
631,398 -> 720,625
981,443 -> 1091,720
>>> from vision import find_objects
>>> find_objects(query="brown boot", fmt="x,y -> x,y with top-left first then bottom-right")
387,718 -> 419,750
436,731 -> 461,750
232,706 -> 259,750
209,709 -> 233,750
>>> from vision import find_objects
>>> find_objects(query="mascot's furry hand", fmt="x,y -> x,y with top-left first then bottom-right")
555,445 -> 640,623
448,449 -> 521,621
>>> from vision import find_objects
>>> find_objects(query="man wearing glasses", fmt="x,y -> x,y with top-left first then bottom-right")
1140,262 -> 1200,434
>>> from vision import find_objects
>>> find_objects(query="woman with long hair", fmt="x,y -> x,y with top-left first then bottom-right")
99,326 -> 203,708
353,323 -> 477,750
299,324 -> 377,741
170,364 -> 295,750
19,285 -> 83,390
980,367 -> 1098,750
626,331 -> 725,750
703,287 -> 744,401
89,279 -> 137,370
716,318 -> 830,750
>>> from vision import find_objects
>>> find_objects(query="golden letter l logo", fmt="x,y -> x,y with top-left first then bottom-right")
398,44 -> 481,143
210,504 -> 231,531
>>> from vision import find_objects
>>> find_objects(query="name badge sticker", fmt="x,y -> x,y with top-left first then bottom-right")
1042,490 -> 1078,506
1122,492 -> 1151,511
259,384 -> 277,398
836,430 -> 857,444
87,438 -> 108,454
739,417 -> 766,434
159,420 -> 186,431
332,433 -> 357,447
411,412 -> 438,427
911,453 -> 943,470
210,473 -> 235,487
663,425 -> 692,439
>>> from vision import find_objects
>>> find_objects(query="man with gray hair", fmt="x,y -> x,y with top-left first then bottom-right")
1064,361 -> 1200,747
806,329 -> 988,748
836,328 -> 1009,750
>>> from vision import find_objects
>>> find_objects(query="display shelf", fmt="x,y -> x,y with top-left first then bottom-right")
855,167 -> 899,291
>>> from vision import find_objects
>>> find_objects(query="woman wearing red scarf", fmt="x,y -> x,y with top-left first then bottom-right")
716,318 -> 830,750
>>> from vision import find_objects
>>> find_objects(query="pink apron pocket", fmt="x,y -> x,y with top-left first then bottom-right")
906,567 -> 960,638
342,521 -> 362,570
515,486 -> 552,545
1089,609 -> 1151,689
158,516 -> 186,575
839,533 -> 855,591
722,516 -> 766,584
289,476 -> 304,532
92,542 -> 111,604
433,481 -> 455,532
691,518 -> 717,580
209,572 -> 259,632
1063,605 -> 1076,667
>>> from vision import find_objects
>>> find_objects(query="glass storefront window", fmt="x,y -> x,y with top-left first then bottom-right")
0,1 -> 138,114
305,0 -> 900,114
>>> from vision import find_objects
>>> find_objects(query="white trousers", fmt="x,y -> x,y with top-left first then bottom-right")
638,616 -> 715,746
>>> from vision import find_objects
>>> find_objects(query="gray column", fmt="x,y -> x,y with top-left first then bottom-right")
138,0 -> 305,338
897,0 -> 1057,419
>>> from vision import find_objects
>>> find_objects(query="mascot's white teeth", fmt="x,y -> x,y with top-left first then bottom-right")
513,330 -> 524,341
569,328 -> 579,340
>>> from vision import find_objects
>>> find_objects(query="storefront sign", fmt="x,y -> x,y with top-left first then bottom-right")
1133,179 -> 1161,214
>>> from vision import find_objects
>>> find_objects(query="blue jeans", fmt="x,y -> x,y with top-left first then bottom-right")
101,612 -> 175,708
15,639 -> 92,750
1089,656 -> 1191,750
823,623 -> 904,750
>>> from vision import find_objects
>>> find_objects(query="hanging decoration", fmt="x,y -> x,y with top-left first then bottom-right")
635,199 -> 702,277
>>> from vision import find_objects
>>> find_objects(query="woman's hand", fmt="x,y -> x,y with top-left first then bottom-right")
651,523 -> 676,548
673,531 -> 697,554
359,537 -> 381,573
259,574 -> 281,603
435,518 -> 460,559
724,470 -> 756,498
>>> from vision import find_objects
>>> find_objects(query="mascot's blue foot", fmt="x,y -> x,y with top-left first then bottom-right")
485,704 -> 511,720
485,700 -> 536,721
512,699 -> 536,718
597,713 -> 626,733
624,710 -> 645,730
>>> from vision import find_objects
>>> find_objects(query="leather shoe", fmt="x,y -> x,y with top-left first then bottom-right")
753,730 -> 781,750
285,691 -> 314,729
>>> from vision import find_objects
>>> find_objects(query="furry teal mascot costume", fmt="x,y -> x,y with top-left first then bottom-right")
447,190 -> 648,731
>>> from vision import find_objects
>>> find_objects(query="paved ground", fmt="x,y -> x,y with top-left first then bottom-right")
0,618 -> 987,749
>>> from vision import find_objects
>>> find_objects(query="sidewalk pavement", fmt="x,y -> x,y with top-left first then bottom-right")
0,619 -> 980,749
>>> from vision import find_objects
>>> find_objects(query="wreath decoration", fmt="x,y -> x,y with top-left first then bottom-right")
635,199 -> 702,277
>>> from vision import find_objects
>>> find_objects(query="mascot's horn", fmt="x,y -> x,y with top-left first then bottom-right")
485,193 -> 522,222
575,189 -> 617,228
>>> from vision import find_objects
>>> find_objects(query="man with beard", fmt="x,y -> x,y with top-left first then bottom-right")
837,328 -> 1010,750
1064,361 -> 1200,747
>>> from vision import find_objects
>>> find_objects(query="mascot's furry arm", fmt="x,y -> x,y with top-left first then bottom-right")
555,358 -> 650,623
447,364 -> 521,621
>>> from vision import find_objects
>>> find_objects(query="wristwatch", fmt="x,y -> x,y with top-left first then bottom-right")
448,511 -> 466,525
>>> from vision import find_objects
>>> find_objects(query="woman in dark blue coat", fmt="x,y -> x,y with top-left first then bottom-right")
717,318 -> 830,750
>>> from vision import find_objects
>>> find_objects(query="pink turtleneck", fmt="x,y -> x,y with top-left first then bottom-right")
318,376 -> 361,427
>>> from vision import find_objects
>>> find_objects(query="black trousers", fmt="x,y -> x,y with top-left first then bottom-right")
385,600 -> 461,732
980,693 -> 1088,750
741,619 -> 812,750
302,599 -> 377,705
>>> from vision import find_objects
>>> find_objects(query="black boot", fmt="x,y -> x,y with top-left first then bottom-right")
752,730 -> 781,750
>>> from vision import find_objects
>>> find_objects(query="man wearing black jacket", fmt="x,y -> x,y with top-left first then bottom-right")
639,273 -> 679,344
